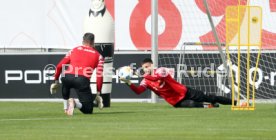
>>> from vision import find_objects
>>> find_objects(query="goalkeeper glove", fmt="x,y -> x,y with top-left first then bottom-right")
95,92 -> 104,110
50,80 -> 60,94
119,77 -> 131,86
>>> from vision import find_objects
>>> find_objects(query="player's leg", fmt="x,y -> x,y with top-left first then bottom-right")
74,76 -> 95,114
185,87 -> 236,105
61,75 -> 73,113
174,99 -> 204,108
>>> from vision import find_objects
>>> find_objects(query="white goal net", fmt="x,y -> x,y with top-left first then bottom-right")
157,0 -> 276,103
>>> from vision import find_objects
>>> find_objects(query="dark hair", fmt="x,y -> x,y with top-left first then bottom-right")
142,58 -> 153,65
83,33 -> 95,45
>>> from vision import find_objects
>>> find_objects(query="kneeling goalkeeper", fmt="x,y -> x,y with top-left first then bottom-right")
120,58 -> 236,108
50,33 -> 104,115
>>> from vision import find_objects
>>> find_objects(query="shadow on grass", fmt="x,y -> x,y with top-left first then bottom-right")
95,111 -> 136,115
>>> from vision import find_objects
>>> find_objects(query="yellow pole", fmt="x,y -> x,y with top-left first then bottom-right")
246,6 -> 251,107
237,6 -> 241,106
225,7 -> 237,110
252,7 -> 263,109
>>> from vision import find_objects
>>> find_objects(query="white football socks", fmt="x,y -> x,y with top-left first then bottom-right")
63,99 -> 68,110
74,100 -> 82,109
63,99 -> 82,110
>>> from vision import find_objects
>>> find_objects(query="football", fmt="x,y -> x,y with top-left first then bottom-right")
118,66 -> 133,80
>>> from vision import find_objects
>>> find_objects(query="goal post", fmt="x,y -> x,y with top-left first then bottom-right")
153,0 -> 276,106
177,42 -> 228,97
151,0 -> 232,103
151,0 -> 158,103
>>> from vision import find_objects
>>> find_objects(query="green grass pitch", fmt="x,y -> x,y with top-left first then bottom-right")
0,102 -> 275,140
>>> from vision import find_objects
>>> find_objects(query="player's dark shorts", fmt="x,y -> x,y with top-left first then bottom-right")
174,87 -> 232,108
174,87 -> 205,108
61,74 -> 96,114
183,87 -> 207,102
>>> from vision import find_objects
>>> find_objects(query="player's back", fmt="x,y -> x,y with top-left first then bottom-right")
142,67 -> 188,105
65,46 -> 102,78
146,70 -> 187,95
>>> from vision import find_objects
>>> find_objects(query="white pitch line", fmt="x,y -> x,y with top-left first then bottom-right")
0,117 -> 70,121
207,128 -> 274,132
0,133 -> 91,138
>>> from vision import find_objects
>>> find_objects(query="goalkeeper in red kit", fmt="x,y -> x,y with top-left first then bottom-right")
50,33 -> 104,115
120,58 -> 237,108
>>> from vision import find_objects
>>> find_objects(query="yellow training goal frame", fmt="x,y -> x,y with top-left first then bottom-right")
226,6 -> 262,110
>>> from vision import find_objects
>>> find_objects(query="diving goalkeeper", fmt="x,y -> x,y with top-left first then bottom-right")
120,58 -> 236,108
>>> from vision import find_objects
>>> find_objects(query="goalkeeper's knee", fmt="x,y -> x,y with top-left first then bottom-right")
79,102 -> 93,114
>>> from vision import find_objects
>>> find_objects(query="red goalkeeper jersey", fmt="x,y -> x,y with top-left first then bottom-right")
54,45 -> 104,92
129,67 -> 188,106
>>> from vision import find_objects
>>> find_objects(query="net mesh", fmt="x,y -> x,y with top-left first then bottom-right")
158,0 -> 276,101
